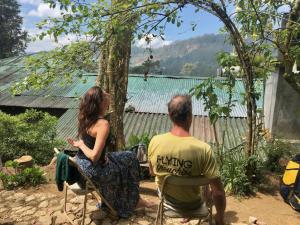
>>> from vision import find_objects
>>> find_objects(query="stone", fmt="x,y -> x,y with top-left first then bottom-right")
13,193 -> 26,199
35,210 -> 47,217
52,211 -> 68,224
11,206 -> 22,211
25,195 -> 36,202
230,223 -> 248,225
249,216 -> 258,224
70,196 -> 85,204
39,200 -> 49,208
0,190 -> 14,199
145,212 -> 157,219
90,210 -> 107,220
86,204 -> 97,212
257,221 -> 268,225
38,215 -> 52,225
84,217 -> 92,224
15,206 -> 32,214
0,207 -> 9,213
137,219 -> 151,225
0,219 -> 14,225
49,199 -> 59,206
20,207 -> 36,217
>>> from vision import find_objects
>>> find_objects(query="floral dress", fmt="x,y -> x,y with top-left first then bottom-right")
75,133 -> 141,218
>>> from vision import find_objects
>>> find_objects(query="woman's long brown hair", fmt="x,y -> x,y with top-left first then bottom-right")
78,86 -> 103,138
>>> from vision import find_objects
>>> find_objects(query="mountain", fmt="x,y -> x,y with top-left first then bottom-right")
130,34 -> 233,77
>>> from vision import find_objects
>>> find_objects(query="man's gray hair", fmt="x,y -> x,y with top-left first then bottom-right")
167,94 -> 192,125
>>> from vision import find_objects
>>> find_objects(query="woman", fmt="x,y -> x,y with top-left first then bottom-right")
67,86 -> 150,218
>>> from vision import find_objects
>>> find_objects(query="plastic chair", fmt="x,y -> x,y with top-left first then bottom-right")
54,148 -> 117,225
155,175 -> 213,225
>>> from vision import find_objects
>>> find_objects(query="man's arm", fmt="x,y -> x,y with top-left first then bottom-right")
209,177 -> 226,225
149,161 -> 155,176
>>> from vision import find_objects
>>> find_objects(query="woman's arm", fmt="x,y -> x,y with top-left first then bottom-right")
67,120 -> 110,163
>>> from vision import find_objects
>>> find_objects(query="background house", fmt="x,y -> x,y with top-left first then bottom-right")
0,56 -> 264,149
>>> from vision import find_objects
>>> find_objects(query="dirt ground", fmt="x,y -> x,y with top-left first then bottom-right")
1,164 -> 300,225
138,180 -> 300,225
24,180 -> 300,225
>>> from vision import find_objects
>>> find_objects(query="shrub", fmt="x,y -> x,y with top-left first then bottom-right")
0,161 -> 46,190
219,145 -> 263,196
0,109 -> 64,165
127,133 -> 154,149
221,155 -> 252,196
261,139 -> 294,173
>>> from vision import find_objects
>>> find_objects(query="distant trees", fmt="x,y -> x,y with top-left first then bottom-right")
180,63 -> 197,76
0,0 -> 28,59
130,34 -> 232,76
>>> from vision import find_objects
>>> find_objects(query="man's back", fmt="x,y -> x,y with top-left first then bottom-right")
148,132 -> 219,202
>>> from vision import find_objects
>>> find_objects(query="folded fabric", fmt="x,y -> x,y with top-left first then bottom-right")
55,152 -> 80,191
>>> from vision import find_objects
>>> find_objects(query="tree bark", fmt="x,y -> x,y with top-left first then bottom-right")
96,0 -> 134,149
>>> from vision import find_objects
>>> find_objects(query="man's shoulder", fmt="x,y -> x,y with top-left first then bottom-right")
189,138 -> 211,150
151,133 -> 170,141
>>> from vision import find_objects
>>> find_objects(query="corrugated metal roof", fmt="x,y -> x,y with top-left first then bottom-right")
0,56 -> 263,117
57,109 -> 247,149
126,75 -> 263,117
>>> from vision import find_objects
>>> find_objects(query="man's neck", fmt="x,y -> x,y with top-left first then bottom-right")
170,124 -> 191,137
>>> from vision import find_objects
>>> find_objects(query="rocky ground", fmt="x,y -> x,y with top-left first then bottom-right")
0,183 -> 209,225
1,181 -> 300,225
1,163 -> 300,225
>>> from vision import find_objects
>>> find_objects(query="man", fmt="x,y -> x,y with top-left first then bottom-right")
148,94 -> 226,225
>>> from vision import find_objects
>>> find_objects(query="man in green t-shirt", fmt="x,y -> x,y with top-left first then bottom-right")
148,94 -> 226,225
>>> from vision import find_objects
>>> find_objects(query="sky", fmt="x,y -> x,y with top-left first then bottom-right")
18,0 -> 223,52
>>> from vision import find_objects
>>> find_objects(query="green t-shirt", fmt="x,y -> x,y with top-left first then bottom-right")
148,132 -> 219,202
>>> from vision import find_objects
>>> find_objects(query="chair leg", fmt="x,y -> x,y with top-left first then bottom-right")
64,182 -> 68,212
155,201 -> 162,225
81,182 -> 88,225
159,201 -> 164,225
197,219 -> 202,225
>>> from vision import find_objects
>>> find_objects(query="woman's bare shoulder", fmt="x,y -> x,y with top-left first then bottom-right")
94,119 -> 109,129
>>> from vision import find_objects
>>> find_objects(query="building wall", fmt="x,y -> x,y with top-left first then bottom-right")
264,70 -> 300,140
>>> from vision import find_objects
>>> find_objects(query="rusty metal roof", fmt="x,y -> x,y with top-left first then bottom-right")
57,109 -> 247,149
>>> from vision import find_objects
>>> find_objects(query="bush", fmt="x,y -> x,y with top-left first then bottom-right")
261,140 -> 293,173
0,161 -> 46,190
219,146 -> 263,196
127,133 -> 155,149
0,109 -> 63,165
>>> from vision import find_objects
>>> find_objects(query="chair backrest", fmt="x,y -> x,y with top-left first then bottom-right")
161,175 -> 210,194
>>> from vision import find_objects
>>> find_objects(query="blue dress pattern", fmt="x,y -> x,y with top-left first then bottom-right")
75,135 -> 141,218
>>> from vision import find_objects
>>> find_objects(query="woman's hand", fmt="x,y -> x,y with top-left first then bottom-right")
67,138 -> 84,148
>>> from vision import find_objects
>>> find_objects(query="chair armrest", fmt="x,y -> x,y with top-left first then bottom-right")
54,148 -> 60,155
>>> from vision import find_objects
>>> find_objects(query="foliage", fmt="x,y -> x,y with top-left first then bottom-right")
260,139 -> 294,173
127,133 -> 154,149
219,146 -> 263,196
190,77 -> 235,125
0,0 -> 28,59
0,161 -> 46,190
11,41 -> 96,95
0,109 -> 63,165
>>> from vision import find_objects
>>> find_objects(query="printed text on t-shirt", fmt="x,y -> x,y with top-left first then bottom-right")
156,155 -> 192,176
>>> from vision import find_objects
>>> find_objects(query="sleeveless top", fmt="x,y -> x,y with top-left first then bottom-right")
77,117 -> 114,163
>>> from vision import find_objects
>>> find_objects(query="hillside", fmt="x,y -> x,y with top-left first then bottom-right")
130,34 -> 232,77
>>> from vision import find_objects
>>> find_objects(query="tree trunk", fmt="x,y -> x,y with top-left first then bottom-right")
96,1 -> 134,149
